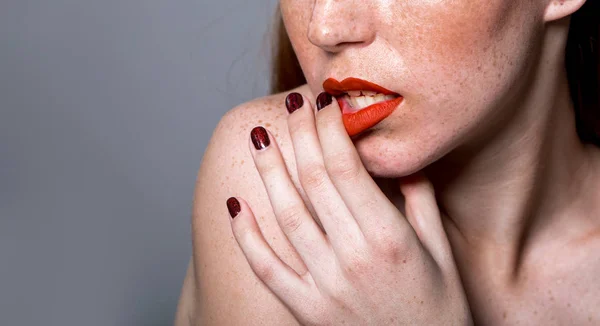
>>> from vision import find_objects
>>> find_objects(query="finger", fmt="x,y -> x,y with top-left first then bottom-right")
227,196 -> 315,310
249,125 -> 335,279
314,92 -> 411,239
285,92 -> 366,255
399,173 -> 453,268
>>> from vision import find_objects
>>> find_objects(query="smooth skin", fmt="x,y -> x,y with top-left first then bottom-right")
175,0 -> 600,324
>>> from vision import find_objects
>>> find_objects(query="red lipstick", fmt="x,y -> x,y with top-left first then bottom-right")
323,77 -> 403,137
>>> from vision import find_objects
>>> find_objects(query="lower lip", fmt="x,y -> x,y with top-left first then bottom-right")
336,97 -> 404,137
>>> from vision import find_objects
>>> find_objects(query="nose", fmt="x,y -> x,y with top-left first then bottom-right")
307,0 -> 376,53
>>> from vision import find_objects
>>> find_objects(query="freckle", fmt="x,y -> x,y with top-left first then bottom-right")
503,311 -> 507,319
265,123 -> 272,127
241,160 -> 245,165
403,260 -> 406,264
420,300 -> 424,304
567,303 -> 571,307
258,120 -> 263,123
534,310 -> 538,315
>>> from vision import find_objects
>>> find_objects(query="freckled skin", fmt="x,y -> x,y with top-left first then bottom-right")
281,0 -> 600,324
273,1 -> 600,325
176,1 -> 600,325
282,0 -> 545,177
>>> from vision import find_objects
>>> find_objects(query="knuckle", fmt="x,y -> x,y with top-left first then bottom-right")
287,113 -> 313,137
277,205 -> 306,234
255,159 -> 278,177
370,230 -> 412,263
253,261 -> 276,283
340,253 -> 372,280
317,110 -> 339,128
374,239 -> 403,262
324,152 -> 361,182
298,164 -> 328,190
233,222 -> 255,247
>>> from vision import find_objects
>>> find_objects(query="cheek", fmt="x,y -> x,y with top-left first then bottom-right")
385,0 -> 538,146
402,1 -> 530,99
356,2 -> 538,176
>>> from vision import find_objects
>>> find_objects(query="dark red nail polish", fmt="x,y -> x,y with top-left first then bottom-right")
316,92 -> 333,111
251,126 -> 270,150
285,92 -> 304,114
227,197 -> 241,218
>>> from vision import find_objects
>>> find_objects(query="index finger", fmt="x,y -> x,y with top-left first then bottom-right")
314,92 -> 412,239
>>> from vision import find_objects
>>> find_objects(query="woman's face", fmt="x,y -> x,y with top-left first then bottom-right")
280,0 -> 544,177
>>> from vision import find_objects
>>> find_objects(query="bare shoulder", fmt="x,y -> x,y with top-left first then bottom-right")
176,86 -> 310,326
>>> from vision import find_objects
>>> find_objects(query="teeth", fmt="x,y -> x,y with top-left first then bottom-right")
343,92 -> 399,110
355,96 -> 368,108
362,96 -> 377,107
349,96 -> 360,108
374,94 -> 386,102
361,90 -> 377,97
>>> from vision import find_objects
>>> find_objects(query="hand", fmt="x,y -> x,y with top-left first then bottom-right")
226,92 -> 472,325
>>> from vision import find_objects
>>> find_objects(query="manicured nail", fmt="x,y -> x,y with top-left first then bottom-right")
251,126 -> 270,150
226,197 -> 241,218
285,92 -> 304,114
316,92 -> 333,111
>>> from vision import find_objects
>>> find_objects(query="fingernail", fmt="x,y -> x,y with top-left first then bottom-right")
316,92 -> 333,111
226,197 -> 241,218
285,92 -> 304,114
251,126 -> 270,150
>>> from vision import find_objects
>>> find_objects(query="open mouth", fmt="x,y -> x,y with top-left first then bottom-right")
323,77 -> 404,137
338,91 -> 400,113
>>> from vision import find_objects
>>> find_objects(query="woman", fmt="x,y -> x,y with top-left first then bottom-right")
176,0 -> 599,324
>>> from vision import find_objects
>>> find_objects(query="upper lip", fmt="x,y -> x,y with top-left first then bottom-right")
323,77 -> 400,97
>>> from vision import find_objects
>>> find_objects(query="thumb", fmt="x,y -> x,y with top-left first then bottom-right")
398,172 -> 453,269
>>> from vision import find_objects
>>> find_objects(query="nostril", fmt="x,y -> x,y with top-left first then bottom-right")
307,20 -> 374,53
308,29 -> 366,53
337,41 -> 366,48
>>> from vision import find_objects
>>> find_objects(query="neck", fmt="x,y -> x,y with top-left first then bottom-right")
426,19 -> 599,278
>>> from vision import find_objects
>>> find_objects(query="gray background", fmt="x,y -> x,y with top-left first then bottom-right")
1,0 -> 278,324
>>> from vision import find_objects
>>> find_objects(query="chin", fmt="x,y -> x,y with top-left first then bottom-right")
353,132 -> 433,179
